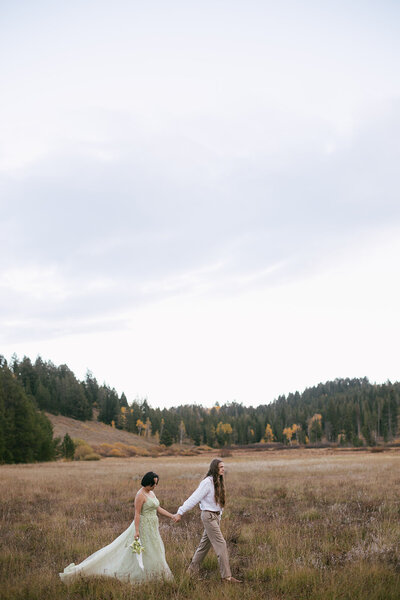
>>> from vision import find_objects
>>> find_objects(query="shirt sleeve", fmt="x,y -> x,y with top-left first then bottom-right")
177,478 -> 210,515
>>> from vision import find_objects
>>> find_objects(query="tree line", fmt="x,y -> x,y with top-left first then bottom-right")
0,357 -> 54,463
1,354 -> 399,463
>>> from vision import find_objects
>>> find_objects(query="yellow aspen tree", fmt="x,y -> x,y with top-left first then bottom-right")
216,422 -> 233,446
283,426 -> 294,444
118,406 -> 127,429
265,423 -> 275,442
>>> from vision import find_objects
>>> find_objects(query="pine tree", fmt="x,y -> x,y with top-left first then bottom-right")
119,392 -> 128,408
84,370 -> 100,408
98,386 -> 120,425
160,423 -> 173,447
0,358 -> 55,464
57,365 -> 92,420
61,433 -> 75,459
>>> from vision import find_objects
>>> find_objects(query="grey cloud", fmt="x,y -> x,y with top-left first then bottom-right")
1,101 -> 400,343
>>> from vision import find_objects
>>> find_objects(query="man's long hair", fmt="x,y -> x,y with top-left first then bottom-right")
205,458 -> 225,508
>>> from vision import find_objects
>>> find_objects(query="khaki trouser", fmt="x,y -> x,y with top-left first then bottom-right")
189,510 -> 231,579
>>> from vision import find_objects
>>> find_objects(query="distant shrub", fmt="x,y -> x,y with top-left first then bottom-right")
168,446 -> 180,454
109,448 -> 125,457
98,443 -> 115,456
84,453 -> 101,461
93,443 -> 155,458
125,445 -> 141,456
72,438 -> 89,448
187,446 -> 202,454
73,440 -> 158,458
161,446 -> 179,456
74,443 -> 95,460
113,443 -> 129,457
114,442 -> 129,449
134,448 -> 150,457
179,449 -> 198,456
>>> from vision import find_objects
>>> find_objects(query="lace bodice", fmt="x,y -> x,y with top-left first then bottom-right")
141,495 -> 160,518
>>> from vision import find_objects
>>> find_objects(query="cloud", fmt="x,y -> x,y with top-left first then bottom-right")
1,0 -> 400,353
1,97 -> 400,346
1,2 -> 400,407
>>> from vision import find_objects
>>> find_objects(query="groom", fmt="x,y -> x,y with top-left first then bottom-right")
174,458 -> 241,583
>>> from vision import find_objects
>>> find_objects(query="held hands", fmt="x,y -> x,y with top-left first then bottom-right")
171,513 -> 181,523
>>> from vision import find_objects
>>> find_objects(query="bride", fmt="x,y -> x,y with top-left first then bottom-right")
59,471 -> 175,583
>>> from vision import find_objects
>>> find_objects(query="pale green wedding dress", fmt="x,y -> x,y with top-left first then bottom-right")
59,494 -> 173,584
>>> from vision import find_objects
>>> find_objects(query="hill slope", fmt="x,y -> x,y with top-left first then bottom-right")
46,413 -> 157,449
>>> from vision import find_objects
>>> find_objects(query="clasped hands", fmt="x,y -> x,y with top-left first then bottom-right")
171,513 -> 181,523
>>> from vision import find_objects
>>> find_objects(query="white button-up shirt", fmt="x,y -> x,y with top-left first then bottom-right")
177,476 -> 222,515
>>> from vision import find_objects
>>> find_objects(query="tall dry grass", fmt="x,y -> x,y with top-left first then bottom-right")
1,450 -> 399,600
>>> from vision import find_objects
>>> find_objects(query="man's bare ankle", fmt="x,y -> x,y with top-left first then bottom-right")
222,576 -> 242,583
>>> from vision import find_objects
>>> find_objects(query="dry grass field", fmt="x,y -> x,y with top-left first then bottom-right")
1,449 -> 399,600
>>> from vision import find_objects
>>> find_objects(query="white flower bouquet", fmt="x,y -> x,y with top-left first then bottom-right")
129,537 -> 145,569
129,538 -> 145,555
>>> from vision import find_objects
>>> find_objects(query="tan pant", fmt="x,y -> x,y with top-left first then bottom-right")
189,510 -> 231,579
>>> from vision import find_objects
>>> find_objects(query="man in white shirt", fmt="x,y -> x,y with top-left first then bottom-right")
174,458 -> 242,583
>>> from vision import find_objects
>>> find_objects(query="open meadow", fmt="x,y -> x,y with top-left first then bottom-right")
1,449 -> 399,600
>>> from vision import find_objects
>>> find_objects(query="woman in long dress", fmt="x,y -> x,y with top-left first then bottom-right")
59,471 -> 174,584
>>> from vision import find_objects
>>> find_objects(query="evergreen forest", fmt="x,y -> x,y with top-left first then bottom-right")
1,354 -> 399,463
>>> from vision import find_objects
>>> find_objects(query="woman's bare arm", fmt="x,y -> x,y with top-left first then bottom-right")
156,505 -> 176,520
134,492 -> 145,538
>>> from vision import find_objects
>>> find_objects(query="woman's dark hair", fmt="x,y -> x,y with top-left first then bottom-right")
205,458 -> 225,508
141,471 -> 159,487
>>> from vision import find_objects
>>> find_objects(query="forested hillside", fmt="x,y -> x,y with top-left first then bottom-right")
0,357 -> 54,463
2,354 -> 399,464
131,377 -> 400,447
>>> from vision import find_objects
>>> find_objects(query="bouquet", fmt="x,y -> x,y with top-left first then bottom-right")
129,538 -> 145,555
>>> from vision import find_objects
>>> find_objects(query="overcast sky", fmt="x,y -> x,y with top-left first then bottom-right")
1,1 -> 400,408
